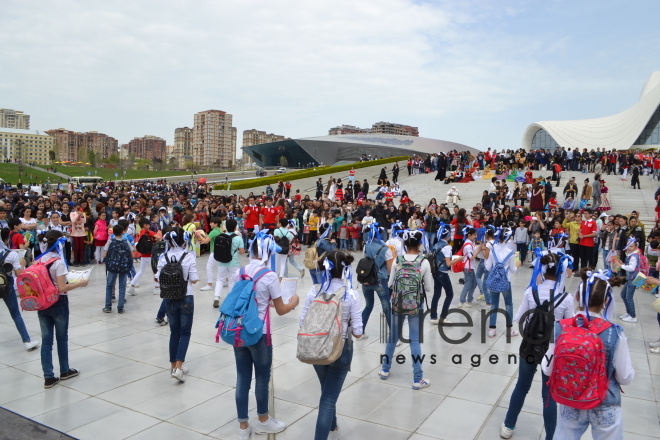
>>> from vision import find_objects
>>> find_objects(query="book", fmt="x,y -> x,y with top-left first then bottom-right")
66,267 -> 93,284
632,272 -> 658,294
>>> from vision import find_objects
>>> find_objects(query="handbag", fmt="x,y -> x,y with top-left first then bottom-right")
290,238 -> 301,256
303,225 -> 311,234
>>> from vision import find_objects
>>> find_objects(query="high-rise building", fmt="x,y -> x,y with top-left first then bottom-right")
46,129 -> 119,162
242,129 -> 288,166
328,122 -> 419,137
192,110 -> 236,168
171,127 -> 193,168
127,135 -> 167,161
0,128 -> 54,165
0,109 -> 30,130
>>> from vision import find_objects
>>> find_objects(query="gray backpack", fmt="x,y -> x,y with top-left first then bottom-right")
297,287 -> 349,365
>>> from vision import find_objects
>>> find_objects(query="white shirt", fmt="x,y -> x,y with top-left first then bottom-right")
300,278 -> 363,338
155,247 -> 199,296
541,311 -> 635,386
485,243 -> 518,281
232,259 -> 281,320
436,243 -> 453,272
388,254 -> 433,298
1,248 -> 22,274
514,279 -> 575,323
385,236 -> 405,258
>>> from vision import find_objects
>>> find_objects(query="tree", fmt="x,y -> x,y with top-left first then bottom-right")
135,159 -> 151,170
77,145 -> 87,163
128,152 -> 136,170
152,158 -> 164,171
279,156 -> 288,167
87,150 -> 96,166
48,150 -> 56,162
108,153 -> 120,165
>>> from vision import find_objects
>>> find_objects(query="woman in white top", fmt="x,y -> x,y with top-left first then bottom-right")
36,230 -> 88,389
485,227 -> 520,338
379,230 -> 432,390
300,250 -> 363,439
0,228 -> 39,352
273,218 -> 299,278
155,227 -> 199,383
500,251 -> 574,439
232,233 -> 299,439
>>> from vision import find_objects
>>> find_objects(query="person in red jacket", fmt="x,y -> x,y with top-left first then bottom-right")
243,196 -> 261,233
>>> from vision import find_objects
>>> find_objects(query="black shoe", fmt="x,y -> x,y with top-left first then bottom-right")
103,307 -> 112,313
118,308 -> 125,314
458,278 -> 465,284
60,369 -> 79,380
112,295 -> 116,300
44,377 -> 60,389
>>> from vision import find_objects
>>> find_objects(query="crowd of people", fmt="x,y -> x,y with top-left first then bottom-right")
0,148 -> 659,440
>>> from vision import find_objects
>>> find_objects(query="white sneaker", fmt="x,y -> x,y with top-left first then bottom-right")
378,369 -> 390,380
621,316 -> 638,323
253,416 -> 287,435
127,285 -> 137,296
651,347 -> 660,354
358,333 -> 369,341
476,295 -> 485,301
649,340 -> 660,348
412,378 -> 430,390
442,317 -> 452,323
171,368 -> 185,382
238,424 -> 252,440
429,319 -> 440,325
328,426 -> 340,440
181,366 -> 189,374
153,287 -> 160,295
200,285 -> 213,291
469,301 -> 481,307
508,328 -> 520,337
24,341 -> 39,351
620,313 -> 630,320
500,422 -> 514,439
458,302 -> 472,308
396,340 -> 403,347
488,329 -> 497,338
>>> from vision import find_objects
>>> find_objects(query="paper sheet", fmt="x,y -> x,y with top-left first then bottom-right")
280,278 -> 298,304
11,249 -> 27,260
66,267 -> 93,284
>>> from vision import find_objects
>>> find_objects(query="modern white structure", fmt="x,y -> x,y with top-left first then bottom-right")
522,72 -> 660,152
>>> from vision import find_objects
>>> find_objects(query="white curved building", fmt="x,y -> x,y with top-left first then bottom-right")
522,72 -> 660,152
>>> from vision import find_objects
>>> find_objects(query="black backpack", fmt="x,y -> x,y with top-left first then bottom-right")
105,239 -> 133,274
356,245 -> 386,285
136,232 -> 153,255
0,251 -> 11,299
214,233 -> 236,263
274,228 -> 290,255
150,240 -> 166,274
424,247 -> 439,274
519,288 -> 568,365
159,252 -> 189,300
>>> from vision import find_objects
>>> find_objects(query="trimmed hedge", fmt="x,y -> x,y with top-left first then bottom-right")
213,156 -> 408,190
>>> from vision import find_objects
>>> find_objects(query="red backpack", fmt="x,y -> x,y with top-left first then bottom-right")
633,250 -> 650,276
451,242 -> 468,273
16,258 -> 60,311
548,316 -> 611,410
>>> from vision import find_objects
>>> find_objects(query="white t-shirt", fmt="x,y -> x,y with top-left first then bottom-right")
514,279 -> 575,323
39,251 -> 69,294
1,249 -> 21,274
232,259 -> 281,321
386,237 -> 405,259
300,278 -> 363,338
155,247 -> 199,296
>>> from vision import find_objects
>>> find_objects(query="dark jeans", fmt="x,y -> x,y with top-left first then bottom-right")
578,244 -> 594,269
4,281 -> 31,343
516,243 -> 528,265
569,243 -> 579,268
504,358 -> 556,440
361,278 -> 391,332
38,295 -> 69,379
166,296 -> 194,362
72,236 -> 85,263
431,271 -> 454,319
156,299 -> 167,320
234,334 -> 272,422
105,271 -> 127,309
313,341 -> 353,440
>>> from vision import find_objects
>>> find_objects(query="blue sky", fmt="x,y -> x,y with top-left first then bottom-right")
1,0 -> 658,154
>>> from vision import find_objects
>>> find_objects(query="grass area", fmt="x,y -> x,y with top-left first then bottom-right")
213,156 -> 408,190
56,166 -> 199,181
0,163 -> 62,184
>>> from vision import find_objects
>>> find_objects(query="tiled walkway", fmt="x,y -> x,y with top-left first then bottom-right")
1,170 -> 659,439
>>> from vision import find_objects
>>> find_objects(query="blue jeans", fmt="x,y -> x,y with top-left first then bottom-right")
166,295 -> 194,362
234,334 -> 272,422
459,269 -> 477,303
340,239 -> 348,250
517,243 -> 528,266
105,271 -> 127,309
313,341 -> 353,440
504,358 -> 556,439
489,285 -> 513,327
431,271 -> 453,319
382,310 -> 424,382
555,405 -> 622,439
4,281 -> 31,343
361,278 -> 391,332
602,249 -> 610,271
425,231 -> 436,249
351,238 -> 358,251
38,295 -> 69,379
474,259 -> 491,304
620,281 -> 636,318
84,244 -> 92,264
156,299 -> 167,320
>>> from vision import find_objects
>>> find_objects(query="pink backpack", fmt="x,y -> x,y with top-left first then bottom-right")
16,258 -> 60,311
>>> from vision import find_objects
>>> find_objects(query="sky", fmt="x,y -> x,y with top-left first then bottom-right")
1,0 -> 659,156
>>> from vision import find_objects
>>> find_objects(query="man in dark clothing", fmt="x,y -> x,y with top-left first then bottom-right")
544,178 -> 553,206
392,163 -> 400,183
315,178 -> 323,199
362,179 -> 369,196
378,167 -> 387,183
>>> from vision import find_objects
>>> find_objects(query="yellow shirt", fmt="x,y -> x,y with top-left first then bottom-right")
309,216 -> 319,231
562,219 -> 580,244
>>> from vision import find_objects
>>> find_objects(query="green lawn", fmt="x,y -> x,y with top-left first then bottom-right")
56,166 -> 198,181
0,163 -> 62,184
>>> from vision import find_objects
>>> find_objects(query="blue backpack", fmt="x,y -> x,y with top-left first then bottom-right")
105,238 -> 133,274
215,267 -> 272,347
486,250 -> 514,293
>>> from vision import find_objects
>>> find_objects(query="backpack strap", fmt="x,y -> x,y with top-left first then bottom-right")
0,250 -> 9,266
492,250 -> 501,265
501,251 -> 515,264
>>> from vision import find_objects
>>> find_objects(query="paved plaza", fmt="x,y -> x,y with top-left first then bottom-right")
1,169 -> 659,439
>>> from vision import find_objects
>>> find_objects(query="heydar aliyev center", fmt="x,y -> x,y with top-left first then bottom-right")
522,72 -> 660,151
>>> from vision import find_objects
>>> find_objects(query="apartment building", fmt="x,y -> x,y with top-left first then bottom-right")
0,109 -> 30,130
0,128 -> 54,165
127,135 -> 167,161
328,122 -> 419,137
328,125 -> 370,135
242,129 -> 288,166
192,110 -> 236,168
46,128 -> 119,162
170,127 -> 193,168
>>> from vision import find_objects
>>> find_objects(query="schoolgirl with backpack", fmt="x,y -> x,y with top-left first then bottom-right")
129,217 -> 161,296
429,224 -> 464,324
26,230 -> 88,389
379,230 -> 431,390
500,251 -> 574,439
308,223 -> 338,285
457,227 -> 479,307
612,237 -> 646,323
542,269 -> 633,439
297,250 -> 363,439
218,232 -> 299,439
484,227 -> 521,337
154,227 -> 199,382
